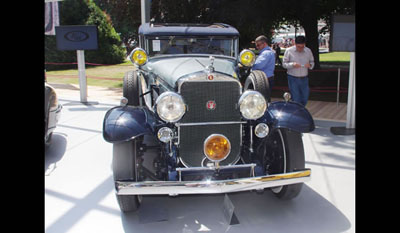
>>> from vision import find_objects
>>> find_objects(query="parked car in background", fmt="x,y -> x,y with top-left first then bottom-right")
45,82 -> 62,147
102,23 -> 315,212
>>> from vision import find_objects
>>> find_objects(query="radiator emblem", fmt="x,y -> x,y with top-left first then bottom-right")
206,100 -> 216,110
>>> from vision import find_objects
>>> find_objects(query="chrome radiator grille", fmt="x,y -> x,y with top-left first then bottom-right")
178,78 -> 242,167
179,81 -> 241,123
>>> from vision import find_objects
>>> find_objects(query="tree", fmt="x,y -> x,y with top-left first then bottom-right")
93,0 -> 355,68
150,0 -> 280,48
272,0 -> 355,69
94,0 -> 142,55
45,0 -> 126,70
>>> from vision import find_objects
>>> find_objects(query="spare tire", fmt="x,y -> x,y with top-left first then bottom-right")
123,70 -> 141,106
244,70 -> 271,102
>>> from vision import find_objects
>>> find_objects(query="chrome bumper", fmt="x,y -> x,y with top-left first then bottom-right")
47,104 -> 62,133
116,169 -> 311,196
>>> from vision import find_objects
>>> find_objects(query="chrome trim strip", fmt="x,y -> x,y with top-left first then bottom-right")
249,124 -> 254,152
177,71 -> 243,94
176,163 -> 256,172
176,163 -> 257,182
148,54 -> 237,62
116,169 -> 311,196
175,121 -> 246,127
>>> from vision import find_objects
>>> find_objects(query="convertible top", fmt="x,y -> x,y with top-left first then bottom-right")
139,23 -> 240,37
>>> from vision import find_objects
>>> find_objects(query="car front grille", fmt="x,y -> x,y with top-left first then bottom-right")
178,77 -> 242,167
179,124 -> 241,167
179,81 -> 241,123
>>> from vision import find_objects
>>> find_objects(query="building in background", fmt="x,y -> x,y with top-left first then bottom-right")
272,19 -> 330,53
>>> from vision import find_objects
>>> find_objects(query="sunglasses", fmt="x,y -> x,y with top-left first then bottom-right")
255,42 -> 265,47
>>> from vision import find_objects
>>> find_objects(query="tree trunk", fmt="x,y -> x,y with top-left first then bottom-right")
300,7 -> 320,69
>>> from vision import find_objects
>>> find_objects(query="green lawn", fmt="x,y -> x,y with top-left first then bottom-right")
46,52 -> 350,88
46,59 -> 133,88
319,52 -> 350,63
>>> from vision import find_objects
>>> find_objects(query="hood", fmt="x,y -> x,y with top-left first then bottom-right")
144,56 -> 237,87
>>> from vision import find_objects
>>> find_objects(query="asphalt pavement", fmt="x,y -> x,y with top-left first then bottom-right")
45,94 -> 355,233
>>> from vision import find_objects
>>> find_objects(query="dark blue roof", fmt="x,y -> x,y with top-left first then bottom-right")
138,23 -> 239,37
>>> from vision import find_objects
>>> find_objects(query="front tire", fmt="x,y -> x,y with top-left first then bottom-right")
266,128 -> 305,200
113,140 -> 141,212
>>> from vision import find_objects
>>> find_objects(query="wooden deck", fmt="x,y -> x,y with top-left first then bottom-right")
306,100 -> 347,122
272,98 -> 347,122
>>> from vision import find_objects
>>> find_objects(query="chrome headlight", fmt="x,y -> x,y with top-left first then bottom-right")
155,92 -> 186,122
239,90 -> 267,120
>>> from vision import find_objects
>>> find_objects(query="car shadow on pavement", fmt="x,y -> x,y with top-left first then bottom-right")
119,184 -> 351,233
45,132 -> 67,175
48,83 -> 80,91
59,98 -> 116,112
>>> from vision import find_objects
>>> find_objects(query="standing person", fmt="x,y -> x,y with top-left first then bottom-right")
252,35 -> 275,90
282,35 -> 314,106
273,43 -> 282,66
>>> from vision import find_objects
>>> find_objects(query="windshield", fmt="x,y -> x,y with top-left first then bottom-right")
146,36 -> 237,57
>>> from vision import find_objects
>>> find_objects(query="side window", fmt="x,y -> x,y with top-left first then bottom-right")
139,35 -> 145,49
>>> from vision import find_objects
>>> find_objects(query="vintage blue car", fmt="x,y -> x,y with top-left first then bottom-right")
103,23 -> 315,212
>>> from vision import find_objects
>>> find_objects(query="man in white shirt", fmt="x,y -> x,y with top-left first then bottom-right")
282,36 -> 314,106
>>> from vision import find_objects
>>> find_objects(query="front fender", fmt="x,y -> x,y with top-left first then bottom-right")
103,106 -> 158,143
259,101 -> 315,133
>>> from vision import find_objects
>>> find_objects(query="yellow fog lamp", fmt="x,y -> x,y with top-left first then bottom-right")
203,134 -> 231,162
129,48 -> 148,66
239,49 -> 256,67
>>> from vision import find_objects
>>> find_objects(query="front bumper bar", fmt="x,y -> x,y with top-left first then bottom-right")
116,169 -> 311,196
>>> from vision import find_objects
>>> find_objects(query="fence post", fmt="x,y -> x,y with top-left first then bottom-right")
346,52 -> 355,129
330,52 -> 355,135
336,68 -> 341,107
77,50 -> 87,103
